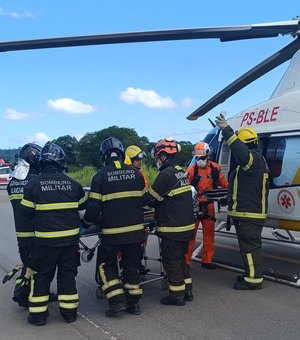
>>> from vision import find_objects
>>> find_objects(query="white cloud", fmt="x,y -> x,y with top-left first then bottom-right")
182,97 -> 194,108
3,108 -> 31,121
26,132 -> 51,145
0,7 -> 36,19
48,98 -> 95,114
120,87 -> 176,109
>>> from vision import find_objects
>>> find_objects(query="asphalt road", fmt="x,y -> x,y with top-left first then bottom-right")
1,189 -> 300,340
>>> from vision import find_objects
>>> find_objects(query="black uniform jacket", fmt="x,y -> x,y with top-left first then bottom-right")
145,163 -> 195,241
7,170 -> 38,246
222,126 -> 269,224
84,158 -> 146,245
21,167 -> 87,247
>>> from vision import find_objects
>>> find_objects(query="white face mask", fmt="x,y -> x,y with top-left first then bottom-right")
156,159 -> 162,169
197,159 -> 207,168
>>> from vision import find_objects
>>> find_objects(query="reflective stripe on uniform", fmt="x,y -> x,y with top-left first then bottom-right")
102,190 -> 144,202
29,306 -> 48,313
29,295 -> 49,303
101,224 -> 144,235
157,223 -> 195,233
232,166 -> 239,212
228,211 -> 267,219
242,153 -> 253,171
89,191 -> 102,200
9,194 -> 23,200
169,284 -> 185,292
35,202 -> 79,210
244,277 -> 264,283
262,173 -> 268,215
35,227 -> 79,238
59,302 -> 79,309
16,231 -> 35,237
102,279 -> 121,291
246,253 -> 255,278
79,192 -> 88,205
227,134 -> 238,146
148,187 -> 164,201
106,288 -> 124,299
58,294 -> 79,301
127,288 -> 143,295
21,199 -> 35,208
167,185 -> 191,197
124,283 -> 140,289
184,278 -> 192,284
99,263 -> 108,285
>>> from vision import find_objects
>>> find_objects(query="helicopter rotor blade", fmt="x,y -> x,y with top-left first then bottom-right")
0,19 -> 299,53
186,37 -> 300,121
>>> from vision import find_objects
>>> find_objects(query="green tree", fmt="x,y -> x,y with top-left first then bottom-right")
52,135 -> 78,166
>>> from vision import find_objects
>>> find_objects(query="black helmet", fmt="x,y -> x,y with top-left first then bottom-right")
18,143 -> 42,171
99,137 -> 124,165
39,142 -> 67,170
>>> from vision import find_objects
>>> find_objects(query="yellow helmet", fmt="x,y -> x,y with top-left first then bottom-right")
237,127 -> 258,144
124,155 -> 132,165
125,145 -> 146,160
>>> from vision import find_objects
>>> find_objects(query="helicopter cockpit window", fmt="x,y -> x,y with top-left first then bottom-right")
271,137 -> 300,187
203,127 -> 219,162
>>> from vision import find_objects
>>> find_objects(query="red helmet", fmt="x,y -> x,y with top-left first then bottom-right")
151,137 -> 181,158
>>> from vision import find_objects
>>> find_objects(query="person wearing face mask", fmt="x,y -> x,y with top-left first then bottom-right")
186,142 -> 228,269
144,137 -> 195,306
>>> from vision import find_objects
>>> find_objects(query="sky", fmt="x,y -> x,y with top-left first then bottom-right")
0,1 -> 299,149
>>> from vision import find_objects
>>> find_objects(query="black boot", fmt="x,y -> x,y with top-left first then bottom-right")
160,295 -> 185,306
126,303 -> 141,315
184,291 -> 194,302
105,302 -> 127,317
233,279 -> 262,290
28,313 -> 47,326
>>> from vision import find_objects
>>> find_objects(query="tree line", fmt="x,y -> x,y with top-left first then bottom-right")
0,126 -> 195,169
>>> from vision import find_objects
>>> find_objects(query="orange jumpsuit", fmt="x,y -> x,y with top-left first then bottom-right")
186,161 -> 228,265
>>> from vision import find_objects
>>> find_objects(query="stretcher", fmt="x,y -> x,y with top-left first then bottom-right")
79,207 -> 168,298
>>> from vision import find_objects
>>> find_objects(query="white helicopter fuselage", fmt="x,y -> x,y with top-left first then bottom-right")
216,50 -> 300,231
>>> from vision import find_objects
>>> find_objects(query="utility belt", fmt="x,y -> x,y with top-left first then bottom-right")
196,202 -> 216,222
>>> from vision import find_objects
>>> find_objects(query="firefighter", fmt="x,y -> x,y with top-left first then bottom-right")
125,145 -> 148,189
7,143 -> 42,307
145,137 -> 195,306
186,142 -> 228,269
21,143 -> 87,325
84,137 -> 146,317
215,113 -> 269,290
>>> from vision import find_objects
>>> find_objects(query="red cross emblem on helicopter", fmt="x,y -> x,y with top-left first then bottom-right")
277,189 -> 295,214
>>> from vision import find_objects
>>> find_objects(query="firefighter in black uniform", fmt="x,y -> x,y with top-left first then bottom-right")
84,137 -> 146,317
215,113 -> 269,290
21,143 -> 87,326
7,143 -> 42,307
145,137 -> 195,306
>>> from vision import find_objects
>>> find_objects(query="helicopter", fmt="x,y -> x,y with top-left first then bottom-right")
1,17 -> 300,240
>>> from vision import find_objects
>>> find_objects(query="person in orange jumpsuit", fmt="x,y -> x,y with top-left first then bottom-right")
186,142 -> 228,269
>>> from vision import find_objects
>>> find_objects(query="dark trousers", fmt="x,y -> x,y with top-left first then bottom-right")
161,239 -> 192,297
98,239 -> 143,306
29,245 -> 80,318
234,220 -> 263,284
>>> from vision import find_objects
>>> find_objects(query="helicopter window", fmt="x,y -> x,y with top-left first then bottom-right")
203,128 -> 219,162
270,137 -> 300,187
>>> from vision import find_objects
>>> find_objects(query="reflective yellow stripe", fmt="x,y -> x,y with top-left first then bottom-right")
167,185 -> 191,197
102,190 -> 144,202
244,277 -> 264,284
16,279 -> 22,284
246,253 -> 255,278
262,173 -> 268,215
89,191 -> 102,200
242,152 -> 253,171
227,134 -> 238,146
128,288 -> 143,295
99,263 -> 108,285
29,295 -> 49,303
157,224 -> 195,233
79,192 -> 88,205
59,302 -> 78,309
148,187 -> 164,201
124,283 -> 140,289
21,199 -> 35,208
16,231 -> 35,237
58,294 -> 79,301
106,288 -> 124,299
102,279 -> 121,291
114,160 -> 122,169
175,165 -> 183,171
29,306 -> 48,313
35,228 -> 79,238
184,278 -> 192,284
228,211 -> 267,219
169,284 -> 185,292
102,224 -> 144,235
35,202 -> 78,210
9,194 -> 23,200
232,166 -> 239,212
